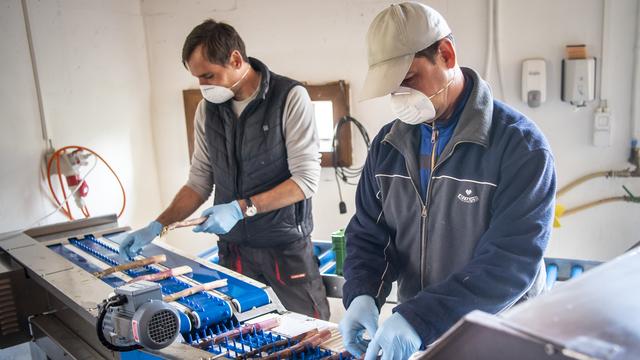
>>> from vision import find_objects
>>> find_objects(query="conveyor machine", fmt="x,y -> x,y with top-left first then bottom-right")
0,215 -> 349,360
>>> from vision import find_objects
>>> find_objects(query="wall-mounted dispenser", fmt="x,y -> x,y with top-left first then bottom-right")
562,58 -> 596,108
561,45 -> 596,108
521,59 -> 547,108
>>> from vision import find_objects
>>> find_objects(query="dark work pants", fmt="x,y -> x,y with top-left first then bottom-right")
217,237 -> 331,320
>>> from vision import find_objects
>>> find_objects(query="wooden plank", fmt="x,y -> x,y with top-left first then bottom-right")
182,89 -> 203,163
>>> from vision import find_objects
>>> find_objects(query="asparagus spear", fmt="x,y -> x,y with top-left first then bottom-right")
162,279 -> 227,302
235,329 -> 320,359
94,254 -> 166,278
196,317 -> 281,349
261,329 -> 332,360
127,265 -> 192,283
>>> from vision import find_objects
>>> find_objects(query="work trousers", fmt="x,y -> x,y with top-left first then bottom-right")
217,237 -> 331,320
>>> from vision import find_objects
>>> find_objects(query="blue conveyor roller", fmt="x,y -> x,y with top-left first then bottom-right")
102,233 -> 271,312
49,234 -> 233,334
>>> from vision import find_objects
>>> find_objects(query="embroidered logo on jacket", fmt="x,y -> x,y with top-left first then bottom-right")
457,189 -> 479,204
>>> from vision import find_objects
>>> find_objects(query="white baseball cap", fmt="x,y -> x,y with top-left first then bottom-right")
360,2 -> 451,101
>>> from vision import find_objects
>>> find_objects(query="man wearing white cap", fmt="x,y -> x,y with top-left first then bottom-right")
340,2 -> 556,359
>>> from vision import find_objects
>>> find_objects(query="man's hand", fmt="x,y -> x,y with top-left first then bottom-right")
339,295 -> 379,357
364,312 -> 422,360
192,201 -> 243,234
118,221 -> 163,262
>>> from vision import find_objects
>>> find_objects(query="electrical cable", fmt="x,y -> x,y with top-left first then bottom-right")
332,116 -> 370,214
30,155 -> 98,227
54,150 -> 73,218
630,0 -> 640,149
46,145 -> 127,220
39,158 -> 65,215
0,160 -> 100,242
484,0 -> 494,80
1,146 -> 125,240
81,205 -> 91,218
96,295 -> 143,352
494,0 -> 506,100
598,0 -> 610,104
21,0 -> 49,143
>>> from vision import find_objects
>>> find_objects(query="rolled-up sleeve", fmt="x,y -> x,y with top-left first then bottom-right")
283,85 -> 321,198
185,100 -> 214,200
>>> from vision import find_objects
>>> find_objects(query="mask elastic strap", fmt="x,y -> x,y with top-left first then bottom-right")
230,67 -> 250,90
428,74 -> 455,100
433,71 -> 456,120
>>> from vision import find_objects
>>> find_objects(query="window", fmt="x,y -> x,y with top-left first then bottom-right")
312,100 -> 335,153
303,80 -> 352,167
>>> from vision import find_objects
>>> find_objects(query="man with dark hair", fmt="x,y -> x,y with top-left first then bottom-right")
120,19 -> 330,320
339,2 -> 556,359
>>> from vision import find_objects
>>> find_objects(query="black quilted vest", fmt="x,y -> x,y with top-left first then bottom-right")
204,57 -> 313,247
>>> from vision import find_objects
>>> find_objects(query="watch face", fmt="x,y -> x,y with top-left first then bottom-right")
246,205 -> 257,217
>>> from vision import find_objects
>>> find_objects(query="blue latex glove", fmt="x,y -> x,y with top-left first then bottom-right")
364,312 -> 422,360
118,221 -> 163,263
339,295 -> 379,357
192,201 -> 243,234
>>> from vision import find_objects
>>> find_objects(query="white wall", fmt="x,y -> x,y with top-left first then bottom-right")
497,0 -> 639,262
0,0 -> 49,231
0,0 -> 162,232
141,0 -> 640,262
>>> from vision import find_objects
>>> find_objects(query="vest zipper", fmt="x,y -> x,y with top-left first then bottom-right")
235,111 -> 247,238
234,96 -> 264,240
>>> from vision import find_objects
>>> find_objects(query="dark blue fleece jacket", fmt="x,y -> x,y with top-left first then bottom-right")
343,67 -> 556,345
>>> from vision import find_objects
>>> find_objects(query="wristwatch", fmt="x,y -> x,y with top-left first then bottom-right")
244,198 -> 257,217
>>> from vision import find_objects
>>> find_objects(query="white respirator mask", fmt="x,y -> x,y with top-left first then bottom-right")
390,73 -> 455,125
200,67 -> 250,104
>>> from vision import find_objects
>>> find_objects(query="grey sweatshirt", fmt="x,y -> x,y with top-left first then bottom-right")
186,84 -> 321,201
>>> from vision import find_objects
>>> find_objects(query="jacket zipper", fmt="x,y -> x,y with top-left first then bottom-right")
421,136 -> 486,286
384,140 -> 427,287
420,126 -> 439,287
431,128 -> 439,172
384,127 -> 484,288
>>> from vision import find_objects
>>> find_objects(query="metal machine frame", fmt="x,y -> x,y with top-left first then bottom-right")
0,215 -> 288,359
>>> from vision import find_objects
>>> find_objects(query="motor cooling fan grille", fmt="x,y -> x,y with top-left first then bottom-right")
147,309 -> 178,344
